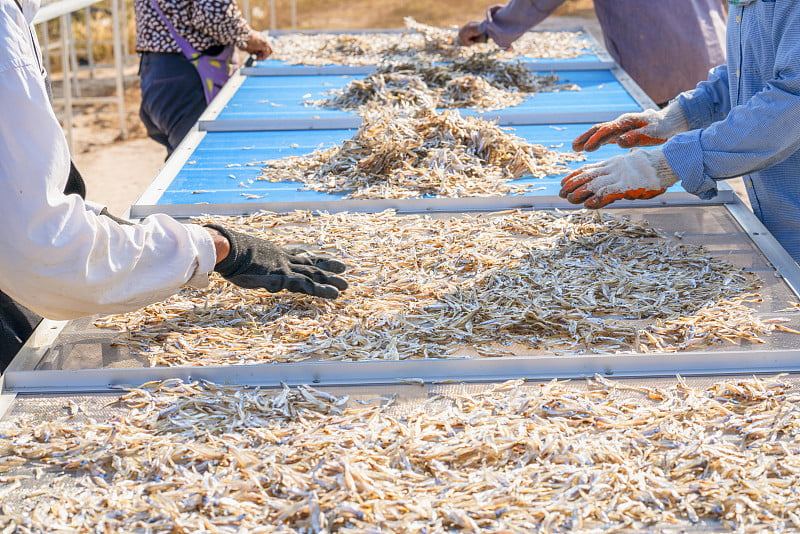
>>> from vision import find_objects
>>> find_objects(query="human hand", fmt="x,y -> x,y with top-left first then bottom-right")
244,32 -> 272,61
572,102 -> 689,152
559,149 -> 679,209
205,224 -> 348,299
458,21 -> 487,46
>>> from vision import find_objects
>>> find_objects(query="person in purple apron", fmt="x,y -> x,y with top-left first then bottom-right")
134,0 -> 271,156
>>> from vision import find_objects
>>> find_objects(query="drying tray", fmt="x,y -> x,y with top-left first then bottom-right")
1,373 -> 793,534
6,203 -> 800,396
199,67 -> 649,132
243,28 -> 615,76
130,122 -> 735,218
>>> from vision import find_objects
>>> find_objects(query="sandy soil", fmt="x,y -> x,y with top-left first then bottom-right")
73,137 -> 166,217
65,66 -> 167,217
62,13 -> 748,216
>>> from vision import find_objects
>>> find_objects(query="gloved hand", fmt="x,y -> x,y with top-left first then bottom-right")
572,101 -> 689,152
205,224 -> 348,299
559,149 -> 679,209
457,21 -> 487,46
244,31 -> 272,61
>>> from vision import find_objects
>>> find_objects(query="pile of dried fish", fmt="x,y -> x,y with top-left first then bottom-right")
270,18 -> 589,66
4,375 -> 800,532
91,209 -> 797,367
260,107 -> 584,199
309,53 -> 578,112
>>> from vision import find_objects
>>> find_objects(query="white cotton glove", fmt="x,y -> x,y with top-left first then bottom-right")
572,101 -> 689,152
559,148 -> 679,209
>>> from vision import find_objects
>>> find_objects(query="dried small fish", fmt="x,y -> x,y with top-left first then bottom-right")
270,18 -> 590,66
309,52 -> 578,113
260,107 -> 584,200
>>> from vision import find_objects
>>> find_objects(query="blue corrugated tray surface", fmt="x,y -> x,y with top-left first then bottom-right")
154,123 -> 654,206
214,70 -> 640,122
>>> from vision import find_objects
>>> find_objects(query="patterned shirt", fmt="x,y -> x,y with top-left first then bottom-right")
665,1 -> 800,261
134,0 -> 253,53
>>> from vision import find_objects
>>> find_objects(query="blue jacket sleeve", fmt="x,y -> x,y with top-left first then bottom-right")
665,14 -> 800,200
675,64 -> 731,130
479,0 -> 566,49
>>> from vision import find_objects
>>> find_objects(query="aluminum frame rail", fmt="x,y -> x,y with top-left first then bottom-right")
8,348 -> 800,395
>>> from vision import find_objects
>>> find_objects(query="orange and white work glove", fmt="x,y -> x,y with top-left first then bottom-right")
559,148 -> 679,209
572,102 -> 689,152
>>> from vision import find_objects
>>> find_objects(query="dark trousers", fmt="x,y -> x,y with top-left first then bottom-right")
0,291 -> 41,371
138,52 -> 208,156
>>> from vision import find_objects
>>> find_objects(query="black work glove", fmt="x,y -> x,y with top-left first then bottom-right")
205,224 -> 348,299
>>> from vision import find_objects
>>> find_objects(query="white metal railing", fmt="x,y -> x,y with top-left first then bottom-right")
34,0 -> 128,152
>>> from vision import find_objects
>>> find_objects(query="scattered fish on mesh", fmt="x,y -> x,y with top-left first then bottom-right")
3,376 -> 800,531
91,209 -> 798,367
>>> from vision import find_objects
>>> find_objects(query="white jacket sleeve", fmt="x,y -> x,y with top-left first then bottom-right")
0,0 -> 217,320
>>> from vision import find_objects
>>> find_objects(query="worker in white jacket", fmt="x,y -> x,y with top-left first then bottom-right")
0,0 -> 348,366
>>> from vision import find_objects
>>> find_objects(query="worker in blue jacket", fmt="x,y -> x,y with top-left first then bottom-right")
560,0 -> 800,263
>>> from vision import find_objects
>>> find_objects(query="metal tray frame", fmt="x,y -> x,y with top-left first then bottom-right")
7,196 -> 800,397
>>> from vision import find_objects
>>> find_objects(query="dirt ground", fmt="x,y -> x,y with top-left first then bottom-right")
63,8 -> 747,216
